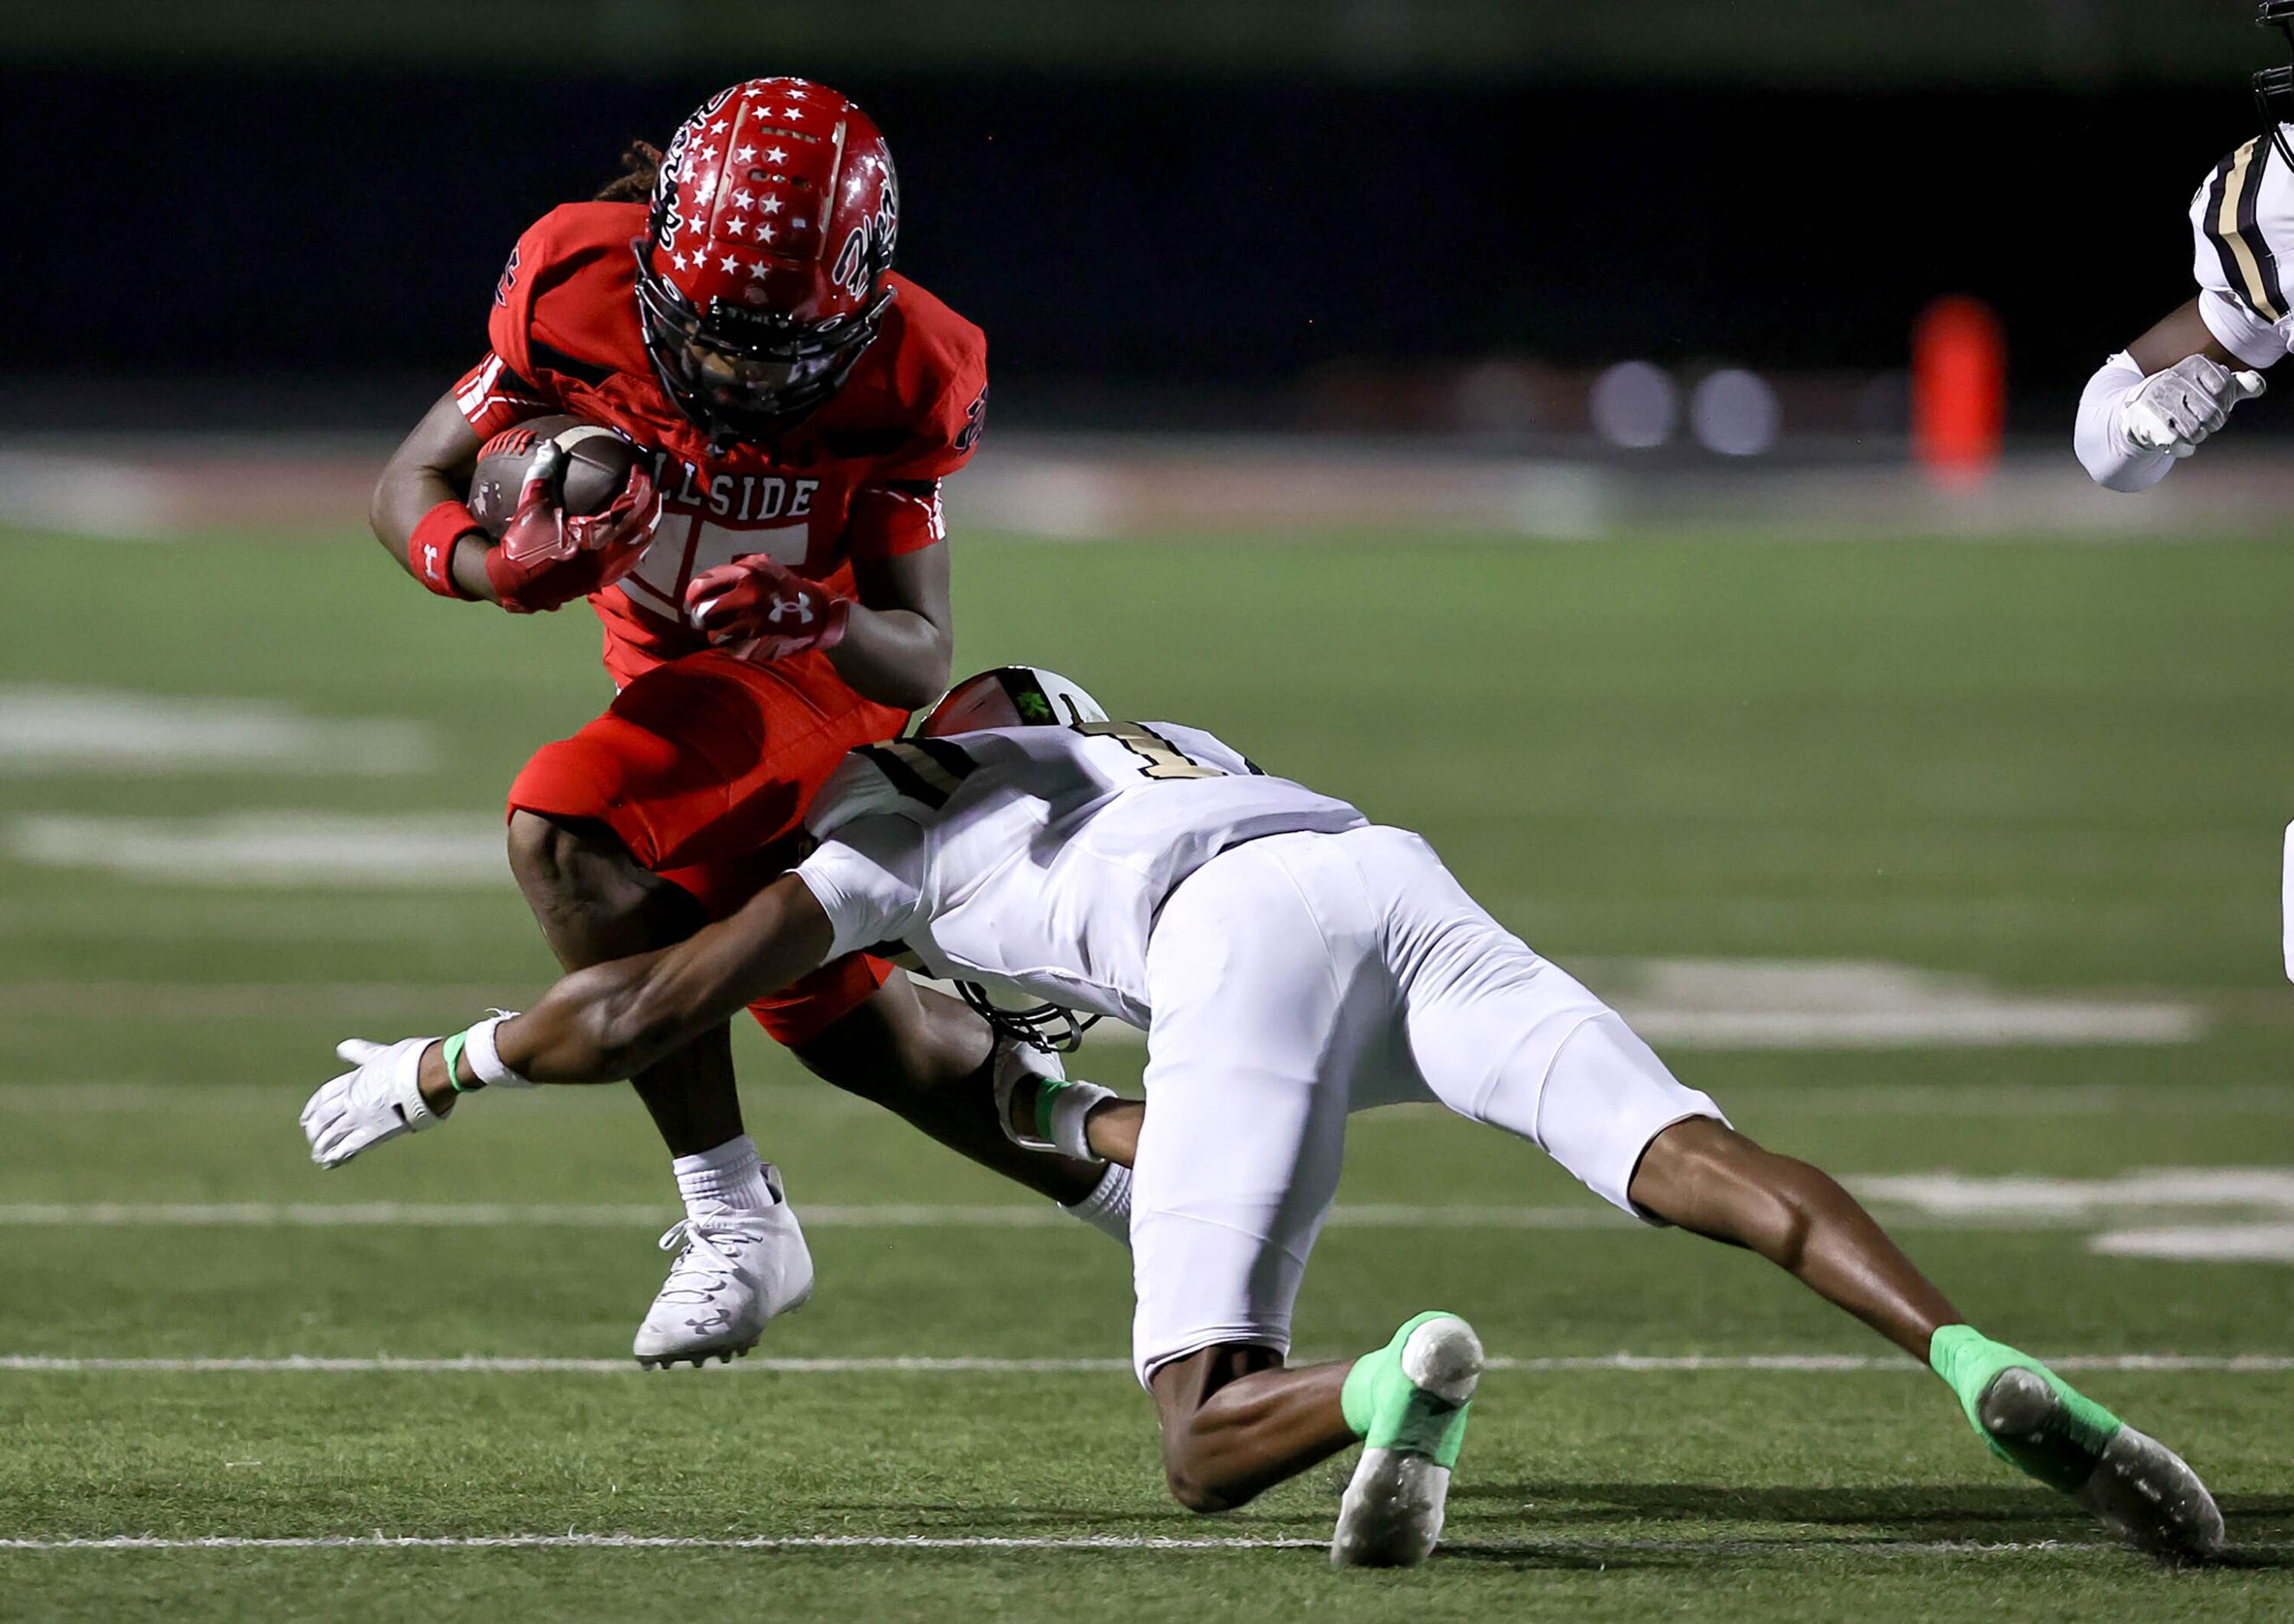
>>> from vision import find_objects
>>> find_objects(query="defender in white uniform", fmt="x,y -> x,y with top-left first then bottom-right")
2074,9 -> 2294,489
301,668 -> 2226,1566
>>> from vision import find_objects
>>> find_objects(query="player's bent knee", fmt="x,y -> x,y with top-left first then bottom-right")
507,810 -> 627,905
1163,1461 -> 1243,1515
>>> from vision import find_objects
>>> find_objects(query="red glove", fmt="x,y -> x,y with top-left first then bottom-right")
483,440 -> 663,614
684,554 -> 852,661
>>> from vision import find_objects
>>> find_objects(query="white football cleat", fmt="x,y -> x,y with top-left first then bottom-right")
632,1167 -> 814,1369
1332,1312 -> 1483,1569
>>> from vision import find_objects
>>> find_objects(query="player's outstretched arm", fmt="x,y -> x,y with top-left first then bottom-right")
489,873 -> 837,1088
300,875 -> 835,1167
2077,299 -> 2267,492
370,388 -> 502,601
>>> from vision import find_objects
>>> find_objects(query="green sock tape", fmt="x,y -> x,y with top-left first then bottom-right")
1928,1324 -> 2123,1490
442,1029 -> 472,1094
1341,1311 -> 1473,1470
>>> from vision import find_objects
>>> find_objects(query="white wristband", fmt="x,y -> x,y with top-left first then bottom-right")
1041,1079 -> 1117,1162
463,1012 -> 534,1088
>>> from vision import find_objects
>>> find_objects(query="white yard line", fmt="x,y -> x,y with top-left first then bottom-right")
8,815 -> 503,889
4,1352 -> 2287,1375
1,1532 -> 2284,1557
1862,1168 -> 2294,1216
0,956 -> 2208,1049
0,982 -> 540,1021
4,1192 -> 2291,1235
9,1080 -> 2286,1119
2090,1224 -> 2294,1263
0,1201 -> 1627,1231
0,688 -> 434,777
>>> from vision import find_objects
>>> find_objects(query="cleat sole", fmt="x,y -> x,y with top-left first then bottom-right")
1978,1367 -> 2225,1558
632,1334 -> 763,1372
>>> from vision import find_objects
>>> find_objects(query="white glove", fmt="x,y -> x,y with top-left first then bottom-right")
2122,356 -> 2266,457
301,1036 -> 443,1168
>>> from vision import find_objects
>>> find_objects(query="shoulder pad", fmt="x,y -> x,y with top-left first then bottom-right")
2193,137 -> 2291,324
488,203 -> 650,388
806,737 -> 982,837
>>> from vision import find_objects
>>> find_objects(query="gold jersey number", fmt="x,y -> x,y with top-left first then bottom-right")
1072,720 -> 1224,781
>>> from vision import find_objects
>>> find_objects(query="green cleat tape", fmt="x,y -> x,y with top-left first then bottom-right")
1341,1310 -> 1476,1472
1929,1325 -> 2124,1493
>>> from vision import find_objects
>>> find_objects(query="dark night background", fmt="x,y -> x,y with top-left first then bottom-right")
3,3 -> 2284,432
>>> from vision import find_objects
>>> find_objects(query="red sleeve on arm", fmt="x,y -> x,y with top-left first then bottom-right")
846,478 -> 949,561
450,216 -> 570,438
847,319 -> 987,561
451,350 -> 555,440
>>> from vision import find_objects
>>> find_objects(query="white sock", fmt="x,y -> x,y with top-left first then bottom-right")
1060,1161 -> 1133,1248
672,1135 -> 774,1215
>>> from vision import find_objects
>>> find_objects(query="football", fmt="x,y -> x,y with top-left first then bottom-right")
466,415 -> 642,536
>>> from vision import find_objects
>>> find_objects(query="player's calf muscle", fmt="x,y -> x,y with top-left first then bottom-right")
1630,1118 -> 1956,1358
508,811 -> 700,968
1152,1346 -> 1351,1513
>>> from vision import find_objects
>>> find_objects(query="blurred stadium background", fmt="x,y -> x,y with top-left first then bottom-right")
10,0 -> 2294,535
5,6 -> 2293,1621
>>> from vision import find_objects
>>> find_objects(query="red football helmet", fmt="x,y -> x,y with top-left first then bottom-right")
635,79 -> 899,442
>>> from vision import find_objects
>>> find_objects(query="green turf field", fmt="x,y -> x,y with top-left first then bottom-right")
1,524 -> 2291,1621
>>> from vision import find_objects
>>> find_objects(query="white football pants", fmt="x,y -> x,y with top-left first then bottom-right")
1129,824 -> 1723,1384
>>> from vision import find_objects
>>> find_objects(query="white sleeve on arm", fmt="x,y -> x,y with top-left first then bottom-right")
2075,352 -> 2175,493
793,817 -> 929,960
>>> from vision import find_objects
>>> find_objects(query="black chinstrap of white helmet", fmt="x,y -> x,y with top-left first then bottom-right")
633,248 -> 895,446
954,980 -> 1101,1055
2255,2 -> 2294,170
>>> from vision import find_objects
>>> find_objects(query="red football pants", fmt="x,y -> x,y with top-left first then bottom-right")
507,647 -> 909,1045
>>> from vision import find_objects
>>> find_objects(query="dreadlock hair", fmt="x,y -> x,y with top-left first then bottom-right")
595,141 -> 663,203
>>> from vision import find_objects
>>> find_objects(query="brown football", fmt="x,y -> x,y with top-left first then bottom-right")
466,415 -> 642,536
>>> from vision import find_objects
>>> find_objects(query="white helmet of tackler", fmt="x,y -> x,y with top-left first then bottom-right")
916,666 -> 1107,737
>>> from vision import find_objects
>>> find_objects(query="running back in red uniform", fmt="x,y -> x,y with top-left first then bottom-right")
463,200 -> 989,1044
461,201 -> 987,687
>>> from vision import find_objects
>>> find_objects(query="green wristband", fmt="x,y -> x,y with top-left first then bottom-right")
1033,1077 -> 1065,1146
442,1029 -> 474,1094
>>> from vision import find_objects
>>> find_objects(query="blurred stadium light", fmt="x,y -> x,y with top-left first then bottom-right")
1689,372 -> 1783,458
1590,364 -> 1682,451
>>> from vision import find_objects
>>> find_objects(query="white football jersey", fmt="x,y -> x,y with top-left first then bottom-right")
794,721 -> 1368,1027
2189,133 -> 2294,367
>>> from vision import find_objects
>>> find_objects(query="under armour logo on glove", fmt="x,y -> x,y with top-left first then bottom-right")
684,553 -> 851,662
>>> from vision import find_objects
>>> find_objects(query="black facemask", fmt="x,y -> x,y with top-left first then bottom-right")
633,244 -> 894,445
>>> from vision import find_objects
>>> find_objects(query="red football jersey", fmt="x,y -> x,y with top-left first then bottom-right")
456,201 -> 989,686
